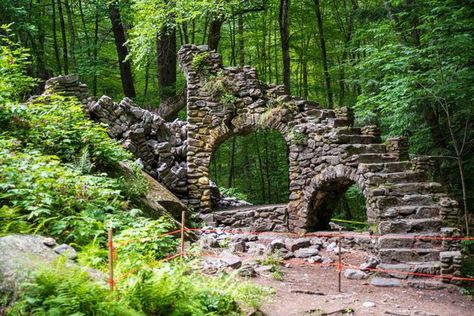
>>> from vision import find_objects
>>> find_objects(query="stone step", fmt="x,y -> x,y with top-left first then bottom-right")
366,171 -> 426,186
383,182 -> 443,196
378,233 -> 443,249
378,218 -> 442,234
379,247 -> 442,263
331,134 -> 377,144
406,279 -> 450,290
358,161 -> 412,173
357,153 -> 399,163
379,205 -> 440,220
376,261 -> 441,279
375,194 -> 436,209
329,118 -> 351,128
340,143 -> 387,156
334,127 -> 362,135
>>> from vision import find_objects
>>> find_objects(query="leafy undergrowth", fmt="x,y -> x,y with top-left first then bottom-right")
7,257 -> 273,316
0,28 -> 273,315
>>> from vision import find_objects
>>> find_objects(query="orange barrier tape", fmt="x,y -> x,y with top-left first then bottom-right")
112,227 -> 474,248
342,262 -> 474,282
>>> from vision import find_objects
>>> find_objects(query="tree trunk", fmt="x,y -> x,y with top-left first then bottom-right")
156,28 -> 177,100
109,1 -> 136,98
278,0 -> 291,93
238,12 -> 244,66
51,0 -> 62,73
228,136 -> 236,187
314,0 -> 333,107
57,0 -> 69,74
254,134 -> 267,203
64,0 -> 76,72
207,18 -> 223,50
92,7 -> 99,96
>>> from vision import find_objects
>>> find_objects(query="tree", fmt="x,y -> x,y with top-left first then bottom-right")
278,0 -> 290,93
109,1 -> 136,98
313,0 -> 333,107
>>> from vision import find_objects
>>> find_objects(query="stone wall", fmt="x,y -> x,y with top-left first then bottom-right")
86,96 -> 189,199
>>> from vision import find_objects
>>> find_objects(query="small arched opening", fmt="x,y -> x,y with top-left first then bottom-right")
307,177 -> 368,231
209,129 -> 289,208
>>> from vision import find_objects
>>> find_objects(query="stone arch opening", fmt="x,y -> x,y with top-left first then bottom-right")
307,179 -> 368,231
304,166 -> 371,231
209,129 -> 290,208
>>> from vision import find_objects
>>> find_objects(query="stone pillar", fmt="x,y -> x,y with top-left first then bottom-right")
412,155 -> 434,173
386,137 -> 409,161
440,251 -> 463,284
361,125 -> 381,142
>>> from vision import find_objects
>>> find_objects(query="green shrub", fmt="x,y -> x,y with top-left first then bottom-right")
3,94 -> 132,168
8,260 -> 273,316
0,141 -> 124,244
114,216 -> 178,262
0,24 -> 37,103
7,260 -> 138,316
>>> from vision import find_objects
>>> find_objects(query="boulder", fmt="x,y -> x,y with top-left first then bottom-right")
344,268 -> 369,280
370,277 -> 401,287
294,247 -> 319,258
285,238 -> 311,252
0,235 -> 99,302
118,162 -> 186,217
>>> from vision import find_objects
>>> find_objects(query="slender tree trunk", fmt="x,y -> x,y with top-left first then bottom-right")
278,0 -> 291,93
252,134 -> 267,203
202,16 -> 209,44
264,133 -> 271,204
229,15 -> 236,66
34,1 -> 48,79
109,1 -> 136,98
238,12 -> 244,66
314,0 -> 333,107
144,60 -> 150,98
51,0 -> 62,73
78,0 -> 90,52
228,136 -> 236,187
92,8 -> 99,96
182,22 -> 189,44
64,0 -> 76,72
156,28 -> 177,100
57,0 -> 69,74
191,19 -> 196,43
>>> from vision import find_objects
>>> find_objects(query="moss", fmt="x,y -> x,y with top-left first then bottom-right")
289,129 -> 305,146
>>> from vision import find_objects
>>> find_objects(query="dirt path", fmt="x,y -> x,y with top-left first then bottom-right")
253,262 -> 473,316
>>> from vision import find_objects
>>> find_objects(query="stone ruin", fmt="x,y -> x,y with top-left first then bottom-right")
43,44 -> 463,282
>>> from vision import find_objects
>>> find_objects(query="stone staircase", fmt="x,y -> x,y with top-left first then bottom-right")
328,119 -> 462,284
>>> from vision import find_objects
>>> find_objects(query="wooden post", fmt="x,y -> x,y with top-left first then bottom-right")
108,227 -> 114,291
338,228 -> 342,292
180,210 -> 186,258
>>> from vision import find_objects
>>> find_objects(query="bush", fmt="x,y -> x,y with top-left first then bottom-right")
0,24 -> 37,103
8,260 -> 273,316
3,94 -> 132,168
0,140 -> 124,244
7,260 -> 138,316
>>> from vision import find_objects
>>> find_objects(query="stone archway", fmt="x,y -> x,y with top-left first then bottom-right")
304,165 -> 369,231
